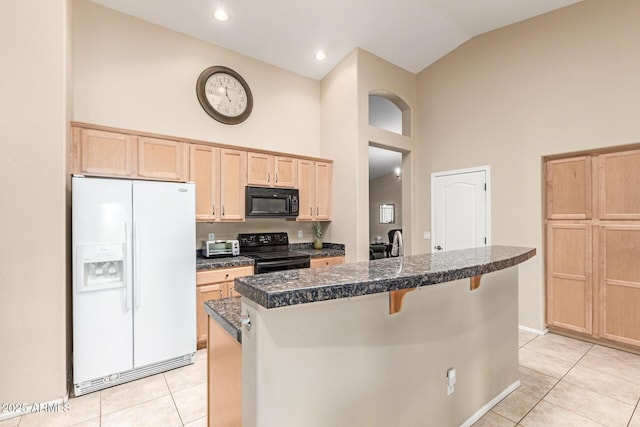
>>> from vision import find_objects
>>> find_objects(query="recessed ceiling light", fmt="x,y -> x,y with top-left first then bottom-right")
314,50 -> 328,61
213,8 -> 230,22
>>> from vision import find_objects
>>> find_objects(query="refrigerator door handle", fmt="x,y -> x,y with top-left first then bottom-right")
125,222 -> 133,310
134,221 -> 141,309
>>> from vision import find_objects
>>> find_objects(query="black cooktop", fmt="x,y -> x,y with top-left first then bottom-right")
238,232 -> 309,261
244,250 -> 309,261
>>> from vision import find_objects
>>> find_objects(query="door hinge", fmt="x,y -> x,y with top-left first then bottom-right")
484,183 -> 487,191
484,237 -> 487,244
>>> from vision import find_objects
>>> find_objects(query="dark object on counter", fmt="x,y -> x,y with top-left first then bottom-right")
369,244 -> 387,260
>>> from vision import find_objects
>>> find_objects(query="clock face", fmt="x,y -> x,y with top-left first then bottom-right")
204,73 -> 248,118
196,66 -> 253,125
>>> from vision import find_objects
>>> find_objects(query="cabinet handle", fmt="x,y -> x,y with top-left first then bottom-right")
225,273 -> 229,279
267,172 -> 270,183
275,173 -> 278,183
316,207 -> 319,216
310,207 -> 313,216
218,288 -> 222,298
222,205 -> 225,216
212,203 -> 215,215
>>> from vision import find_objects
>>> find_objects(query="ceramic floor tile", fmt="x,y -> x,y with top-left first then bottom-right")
518,331 -> 538,348
0,416 -> 20,427
70,417 -> 100,426
579,345 -> 640,385
562,363 -> 640,405
491,389 -> 539,423
629,408 -> 640,427
100,373 -> 170,415
471,410 -> 515,426
101,394 -> 181,427
518,366 -> 559,399
521,333 -> 592,364
519,400 -> 602,427
19,393 -> 100,427
164,357 -> 207,394
184,416 -> 208,427
519,345 -> 574,379
196,348 -> 207,361
543,380 -> 634,426
172,382 -> 208,425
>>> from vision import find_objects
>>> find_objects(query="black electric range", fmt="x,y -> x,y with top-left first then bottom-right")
238,232 -> 310,274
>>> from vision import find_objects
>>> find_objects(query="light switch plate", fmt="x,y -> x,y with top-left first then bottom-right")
423,231 -> 431,240
297,230 -> 303,238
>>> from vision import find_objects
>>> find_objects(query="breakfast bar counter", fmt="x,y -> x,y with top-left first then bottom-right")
207,246 -> 535,427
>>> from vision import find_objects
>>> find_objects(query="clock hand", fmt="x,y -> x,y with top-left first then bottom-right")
224,85 -> 232,103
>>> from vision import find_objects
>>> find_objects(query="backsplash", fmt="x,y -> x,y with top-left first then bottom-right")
196,220 -> 331,249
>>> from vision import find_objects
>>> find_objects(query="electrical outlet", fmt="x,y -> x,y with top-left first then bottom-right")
446,368 -> 456,395
208,233 -> 215,241
297,230 -> 303,238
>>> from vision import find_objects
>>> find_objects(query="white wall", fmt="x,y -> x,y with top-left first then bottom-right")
415,0 -> 640,330
73,0 -> 321,158
0,0 -> 71,405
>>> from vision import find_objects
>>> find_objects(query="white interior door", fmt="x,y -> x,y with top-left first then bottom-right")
432,167 -> 489,252
132,180 -> 196,367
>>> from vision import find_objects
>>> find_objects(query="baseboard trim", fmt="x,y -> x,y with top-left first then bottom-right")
0,393 -> 69,422
459,380 -> 521,427
519,325 -> 548,335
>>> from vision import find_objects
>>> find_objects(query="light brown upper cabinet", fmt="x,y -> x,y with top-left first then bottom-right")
72,128 -> 136,177
598,224 -> 640,347
137,137 -> 189,181
190,145 -> 246,222
297,160 -> 332,221
72,127 -> 188,182
546,156 -> 592,219
247,152 -> 297,188
597,150 -> 640,220
546,222 -> 592,334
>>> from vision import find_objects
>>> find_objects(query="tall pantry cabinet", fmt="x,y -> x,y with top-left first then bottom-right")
546,148 -> 640,348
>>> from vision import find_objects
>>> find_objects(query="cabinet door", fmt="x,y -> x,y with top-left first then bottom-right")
137,137 -> 189,181
599,224 -> 640,346
220,149 -> 247,221
74,128 -> 136,177
190,145 -> 219,222
546,156 -> 592,219
274,156 -> 297,188
315,162 -> 332,221
546,222 -> 592,334
247,152 -> 273,187
196,283 -> 228,348
598,150 -> 640,220
297,159 -> 315,221
310,256 -> 344,268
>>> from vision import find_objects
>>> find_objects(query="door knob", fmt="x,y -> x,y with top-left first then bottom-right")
435,245 -> 443,251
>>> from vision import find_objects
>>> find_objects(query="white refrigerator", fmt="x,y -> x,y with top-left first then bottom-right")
72,176 -> 196,396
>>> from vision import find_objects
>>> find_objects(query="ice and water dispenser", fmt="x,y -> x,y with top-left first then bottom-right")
76,243 -> 125,291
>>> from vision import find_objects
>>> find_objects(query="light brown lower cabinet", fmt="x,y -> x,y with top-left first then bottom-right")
196,265 -> 253,349
208,316 -> 242,427
310,256 -> 344,268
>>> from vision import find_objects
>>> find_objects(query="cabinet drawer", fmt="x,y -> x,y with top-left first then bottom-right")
310,256 -> 344,268
196,265 -> 254,285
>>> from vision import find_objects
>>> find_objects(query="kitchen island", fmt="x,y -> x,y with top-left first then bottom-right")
207,246 -> 535,427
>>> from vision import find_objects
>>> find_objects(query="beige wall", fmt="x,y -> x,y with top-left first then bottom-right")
73,0 -> 321,158
369,172 -> 402,243
0,0 -> 71,404
415,0 -> 640,330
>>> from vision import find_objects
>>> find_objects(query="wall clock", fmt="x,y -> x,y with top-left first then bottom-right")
196,66 -> 253,125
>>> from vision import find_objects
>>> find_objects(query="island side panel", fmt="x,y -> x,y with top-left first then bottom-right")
208,317 -> 242,427
241,266 -> 519,427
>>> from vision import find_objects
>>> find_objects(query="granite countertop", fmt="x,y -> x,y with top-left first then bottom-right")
196,255 -> 254,271
289,242 -> 345,259
235,246 -> 535,309
204,297 -> 243,343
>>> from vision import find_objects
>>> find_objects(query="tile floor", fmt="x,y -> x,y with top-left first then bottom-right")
1,349 -> 208,427
3,332 -> 640,426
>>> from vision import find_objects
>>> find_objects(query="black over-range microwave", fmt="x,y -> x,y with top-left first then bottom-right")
245,186 -> 299,218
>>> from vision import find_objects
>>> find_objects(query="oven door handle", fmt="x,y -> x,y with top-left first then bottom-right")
258,259 -> 309,268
